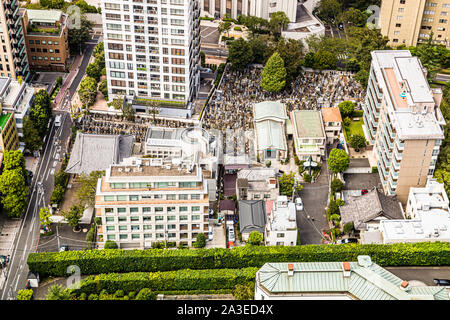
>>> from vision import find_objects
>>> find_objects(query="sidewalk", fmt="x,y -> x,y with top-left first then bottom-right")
54,55 -> 83,107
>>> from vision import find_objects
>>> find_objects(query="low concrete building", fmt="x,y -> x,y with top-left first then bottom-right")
265,196 -> 297,246
253,101 -> 288,162
406,179 -> 449,219
236,168 -> 278,201
65,133 -> 134,175
291,110 -> 326,162
238,200 -> 266,241
21,9 -> 69,72
321,107 -> 342,144
340,187 -> 404,232
254,255 -> 449,300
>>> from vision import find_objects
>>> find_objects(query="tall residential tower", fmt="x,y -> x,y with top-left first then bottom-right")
101,0 -> 201,118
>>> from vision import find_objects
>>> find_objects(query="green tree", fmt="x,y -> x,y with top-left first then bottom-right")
338,8 -> 369,27
122,102 -> 135,121
269,11 -> 290,39
409,34 -> 442,81
23,116 -> 42,152
86,62 -> 101,82
303,52 -> 315,68
260,52 -> 287,93
0,169 -> 28,218
17,289 -> 33,300
338,101 -> 355,117
232,282 -> 254,300
314,0 -> 343,24
355,69 -> 369,87
104,240 -> 118,249
50,185 -> 65,206
279,172 -> 296,196
46,284 -> 71,300
248,231 -> 263,245
76,170 -> 105,207
228,38 -> 253,70
194,233 -> 206,248
29,104 -> 50,137
248,36 -> 272,64
313,50 -> 337,70
98,79 -> 108,99
40,0 -> 64,9
276,39 -> 304,85
135,288 -> 156,300
218,20 -> 232,37
343,222 -> 354,234
349,134 -> 367,151
68,15 -> 93,55
63,204 -> 84,230
39,207 -> 52,230
78,76 -> 98,108
3,150 -> 26,172
327,199 -> 340,218
328,148 -> 350,173
330,178 -> 344,193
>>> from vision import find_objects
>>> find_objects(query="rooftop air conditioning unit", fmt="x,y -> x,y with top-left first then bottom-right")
118,168 -> 123,172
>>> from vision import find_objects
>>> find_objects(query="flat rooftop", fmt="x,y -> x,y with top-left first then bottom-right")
0,113 -> 12,130
393,110 -> 444,140
292,110 -> 325,138
270,201 -> 297,231
372,50 -> 412,69
110,160 -> 198,177
26,9 -> 62,23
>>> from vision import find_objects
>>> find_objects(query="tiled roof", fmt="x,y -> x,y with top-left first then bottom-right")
257,256 -> 449,300
238,200 -> 266,234
321,107 -> 342,123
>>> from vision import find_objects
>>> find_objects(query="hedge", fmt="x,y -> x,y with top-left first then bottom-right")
27,242 -> 450,277
70,268 -> 258,296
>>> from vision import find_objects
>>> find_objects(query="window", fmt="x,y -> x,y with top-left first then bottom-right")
131,216 -> 139,222
106,226 -> 115,231
131,225 -> 140,231
179,206 -> 188,212
192,206 -> 200,212
143,216 -> 151,222
155,207 -> 164,212
192,215 -> 200,220
117,195 -> 127,201
144,225 -> 152,230
156,225 -> 164,230
179,194 -> 188,200
119,225 -> 127,231
129,195 -> 139,201
277,233 -> 285,238
118,217 -> 127,222
155,215 -> 164,221
180,215 -> 188,221
168,216 -> 176,221
106,217 -> 115,223
143,207 -> 151,213
107,235 -> 116,240
119,234 -> 128,240
104,195 -> 115,201
132,234 -> 140,239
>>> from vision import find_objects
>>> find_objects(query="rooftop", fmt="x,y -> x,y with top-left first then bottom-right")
269,197 -> 297,231
65,133 -> 134,174
26,9 -> 63,24
257,256 -> 449,300
145,126 -> 183,148
239,200 -> 267,234
409,180 -> 449,216
0,113 -> 12,130
321,107 -> 342,123
393,110 -> 444,140
291,110 -> 325,138
254,101 -> 287,122
0,77 -> 34,116
237,168 -> 277,181
255,120 -> 287,151
110,158 -> 199,177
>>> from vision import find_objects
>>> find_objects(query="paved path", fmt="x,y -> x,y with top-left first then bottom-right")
55,55 -> 82,107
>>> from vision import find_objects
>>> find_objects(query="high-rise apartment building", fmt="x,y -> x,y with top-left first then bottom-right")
101,0 -> 201,117
363,51 -> 446,203
0,0 -> 31,82
201,0 -> 298,21
380,0 -> 450,47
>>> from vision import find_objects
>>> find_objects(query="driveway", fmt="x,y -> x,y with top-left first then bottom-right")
205,225 -> 226,249
343,173 -> 382,190
386,267 -> 450,286
36,223 -> 91,253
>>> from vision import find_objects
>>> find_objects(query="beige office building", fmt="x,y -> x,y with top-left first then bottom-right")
380,0 -> 450,47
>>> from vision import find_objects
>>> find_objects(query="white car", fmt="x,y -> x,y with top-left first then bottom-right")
228,226 -> 235,242
295,197 -> 304,211
208,226 -> 214,241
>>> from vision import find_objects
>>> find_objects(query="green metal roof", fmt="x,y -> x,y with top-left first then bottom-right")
26,9 -> 62,23
254,101 -> 286,121
255,120 -> 286,151
292,110 -> 325,138
257,256 -> 449,300
0,113 -> 12,131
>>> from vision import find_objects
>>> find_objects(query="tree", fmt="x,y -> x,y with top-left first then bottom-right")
23,116 -> 42,152
228,38 -> 253,71
110,97 -> 124,110
276,39 -> 304,85
313,50 -> 337,70
410,34 -> 442,81
40,0 -> 64,9
3,150 -> 26,172
314,0 -> 343,24
98,79 -> 108,99
248,231 -> 263,245
29,104 -> 50,137
328,148 -> 350,173
279,172 -> 296,196
343,222 -> 354,234
104,240 -> 118,249
327,199 -> 340,218
78,76 -> 97,108
355,69 -> 369,87
46,284 -> 71,300
39,207 -> 52,231
86,62 -> 101,82
330,178 -> 344,193
260,52 -> 287,93
248,36 -> 272,65
76,170 -> 105,207
50,185 -> 65,206
0,169 -> 28,218
135,288 -> 156,300
218,21 -> 232,37
338,101 -> 355,117
33,90 -> 51,114
122,102 -> 135,121
17,289 -> 33,300
68,15 -> 93,54
63,204 -> 84,230
269,11 -> 290,39
349,134 -> 366,151
147,101 -> 159,123
194,233 -> 206,248
338,8 -> 370,27
232,283 -> 254,300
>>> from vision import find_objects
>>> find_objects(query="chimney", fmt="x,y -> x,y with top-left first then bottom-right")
287,263 -> 294,277
343,262 -> 351,278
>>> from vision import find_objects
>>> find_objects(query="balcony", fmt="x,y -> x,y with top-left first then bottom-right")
180,233 -> 188,239
180,224 -> 188,231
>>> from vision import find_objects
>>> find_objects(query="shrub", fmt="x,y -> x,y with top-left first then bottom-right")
88,294 -> 99,300
248,231 -> 263,245
128,291 -> 136,299
28,243 -> 450,278
17,289 -> 33,300
330,178 -> 344,193
327,200 -> 340,217
265,160 -> 271,167
104,240 -> 118,249
79,293 -> 87,300
371,166 -> 378,173
334,228 -> 341,237
114,290 -> 124,298
336,199 -> 345,206
343,222 -> 354,234
234,26 -> 242,31
303,173 -> 312,183
70,268 -> 258,297
194,233 -> 206,248
343,117 -> 352,127
232,282 -> 254,300
135,288 -> 156,300
338,101 -> 355,118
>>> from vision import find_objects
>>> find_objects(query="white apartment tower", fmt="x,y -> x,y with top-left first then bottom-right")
101,0 -> 201,116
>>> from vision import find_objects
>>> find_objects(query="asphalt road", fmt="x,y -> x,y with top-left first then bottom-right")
201,46 -> 229,57
386,267 -> 450,286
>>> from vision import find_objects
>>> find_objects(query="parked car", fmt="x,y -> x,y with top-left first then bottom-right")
59,245 -> 69,252
361,189 -> 369,195
228,226 -> 235,242
338,238 -> 358,244
434,279 -> 450,286
208,226 -> 214,241
295,197 -> 304,211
